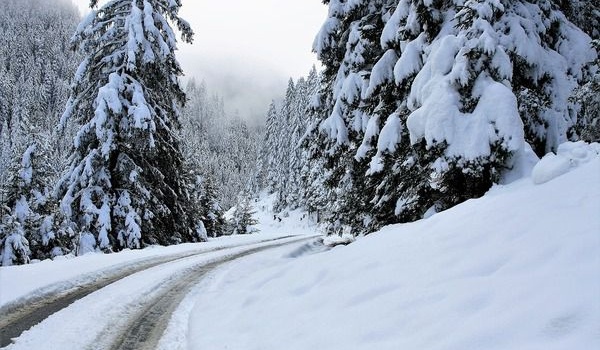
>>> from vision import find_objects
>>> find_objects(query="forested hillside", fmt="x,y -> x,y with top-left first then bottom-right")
258,0 -> 599,236
0,0 -> 263,265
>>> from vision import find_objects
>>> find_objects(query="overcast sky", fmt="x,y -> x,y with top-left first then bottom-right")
73,0 -> 327,124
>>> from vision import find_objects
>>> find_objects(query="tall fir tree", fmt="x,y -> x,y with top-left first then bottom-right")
57,0 -> 199,253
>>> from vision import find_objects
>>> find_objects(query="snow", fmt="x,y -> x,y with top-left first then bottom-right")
2,237 -> 312,350
500,142 -> 539,184
407,39 -> 525,160
339,72 -> 363,105
394,33 -> 425,84
380,1 -> 405,49
19,144 -> 35,186
13,196 -> 30,224
362,112 -> 404,175
377,112 -> 402,154
532,153 -> 572,185
320,102 -> 349,146
196,221 -> 208,241
2,144 -> 599,349
532,141 -> 600,185
129,82 -> 154,132
366,49 -> 398,97
90,72 -> 122,158
355,115 -> 380,160
185,149 -> 599,350
0,228 -> 313,310
313,17 -> 342,60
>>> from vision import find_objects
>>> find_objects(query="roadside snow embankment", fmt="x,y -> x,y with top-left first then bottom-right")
188,144 -> 600,350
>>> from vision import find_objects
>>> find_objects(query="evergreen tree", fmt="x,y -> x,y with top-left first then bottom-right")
0,140 -> 67,265
309,0 -> 400,234
231,195 -> 259,235
256,67 -> 323,218
0,0 -> 80,224
200,174 -> 226,238
0,145 -> 33,266
0,215 -> 29,266
263,101 -> 281,194
57,0 -> 198,253
181,80 -> 262,211
572,39 -> 600,142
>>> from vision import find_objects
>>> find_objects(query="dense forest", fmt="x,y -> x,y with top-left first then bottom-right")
0,0 -> 597,265
259,0 -> 599,235
0,0 -> 263,265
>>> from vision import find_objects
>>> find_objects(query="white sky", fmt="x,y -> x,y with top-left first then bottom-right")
73,0 -> 328,123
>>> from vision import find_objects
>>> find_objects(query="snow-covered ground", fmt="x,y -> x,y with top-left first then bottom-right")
0,211 -> 316,309
2,142 -> 598,350
181,142 -> 599,349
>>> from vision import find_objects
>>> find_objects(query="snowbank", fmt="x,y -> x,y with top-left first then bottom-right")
532,141 -> 600,184
188,153 -> 600,349
0,233 -> 309,309
0,191 -> 317,309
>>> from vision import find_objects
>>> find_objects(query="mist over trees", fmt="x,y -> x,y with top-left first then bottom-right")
181,79 -> 262,237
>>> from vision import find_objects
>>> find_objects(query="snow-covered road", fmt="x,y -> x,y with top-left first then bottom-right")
0,235 -> 316,349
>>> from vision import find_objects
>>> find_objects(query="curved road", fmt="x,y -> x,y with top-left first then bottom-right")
0,236 -> 312,348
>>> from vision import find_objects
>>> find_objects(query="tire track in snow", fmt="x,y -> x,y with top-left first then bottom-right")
0,236 -> 295,347
105,237 -> 313,350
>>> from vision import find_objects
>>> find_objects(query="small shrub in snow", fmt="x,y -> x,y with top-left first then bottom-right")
230,196 -> 259,235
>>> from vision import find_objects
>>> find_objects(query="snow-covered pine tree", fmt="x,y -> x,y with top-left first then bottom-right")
502,0 -> 597,156
180,79 -> 262,211
263,101 -> 282,196
255,66 -> 323,219
0,0 -> 80,214
558,0 -> 599,41
310,0 -> 398,234
200,174 -> 225,238
0,145 -> 34,266
297,66 -> 327,220
22,141 -> 74,260
254,103 -> 276,193
284,77 -> 307,209
271,79 -> 297,211
0,215 -> 29,266
57,0 -> 198,253
0,140 -> 64,265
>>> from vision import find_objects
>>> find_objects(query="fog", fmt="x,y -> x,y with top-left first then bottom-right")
73,0 -> 327,125
178,53 -> 292,126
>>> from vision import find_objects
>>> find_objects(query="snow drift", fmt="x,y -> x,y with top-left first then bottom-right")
188,143 -> 600,350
